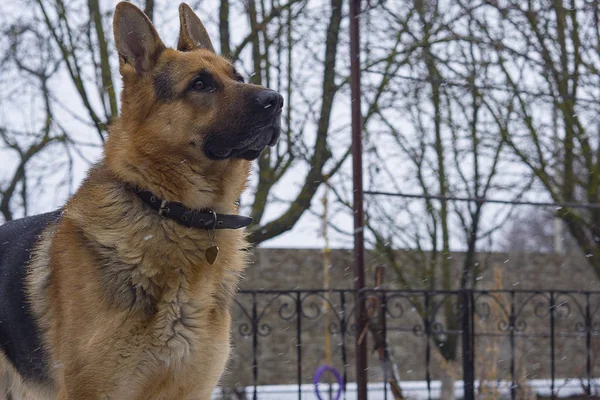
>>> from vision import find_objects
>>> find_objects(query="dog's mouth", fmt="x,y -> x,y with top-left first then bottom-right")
204,120 -> 282,161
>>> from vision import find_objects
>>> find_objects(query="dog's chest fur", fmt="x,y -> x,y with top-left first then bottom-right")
82,202 -> 244,356
28,168 -> 247,381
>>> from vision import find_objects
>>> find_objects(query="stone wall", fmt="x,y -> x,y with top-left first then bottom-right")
219,249 -> 600,389
239,248 -> 599,291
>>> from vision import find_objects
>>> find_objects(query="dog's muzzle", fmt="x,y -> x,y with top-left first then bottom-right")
204,89 -> 284,160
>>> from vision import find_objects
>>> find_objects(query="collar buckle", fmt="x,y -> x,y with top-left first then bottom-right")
158,199 -> 169,216
208,210 -> 218,230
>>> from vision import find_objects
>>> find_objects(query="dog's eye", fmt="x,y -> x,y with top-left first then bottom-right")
234,74 -> 244,83
191,78 -> 212,92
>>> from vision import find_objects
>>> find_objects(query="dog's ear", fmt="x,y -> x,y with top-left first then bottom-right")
113,2 -> 165,74
177,3 -> 215,53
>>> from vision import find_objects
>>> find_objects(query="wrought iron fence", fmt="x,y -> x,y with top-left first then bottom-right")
215,289 -> 600,400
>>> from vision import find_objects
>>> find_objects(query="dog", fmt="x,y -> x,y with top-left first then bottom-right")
0,2 -> 282,399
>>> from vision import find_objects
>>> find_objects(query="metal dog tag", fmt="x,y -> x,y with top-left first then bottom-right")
205,245 -> 219,265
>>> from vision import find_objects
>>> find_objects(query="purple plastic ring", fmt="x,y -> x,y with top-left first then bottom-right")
313,364 -> 343,400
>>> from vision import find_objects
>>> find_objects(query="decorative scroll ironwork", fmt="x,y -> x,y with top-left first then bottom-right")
227,289 -> 600,400
233,290 -> 600,340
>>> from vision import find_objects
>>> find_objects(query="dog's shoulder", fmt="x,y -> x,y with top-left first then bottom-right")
0,210 -> 62,383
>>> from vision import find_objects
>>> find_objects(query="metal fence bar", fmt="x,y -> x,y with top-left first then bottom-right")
586,293 -> 592,396
424,292 -> 432,400
238,288 -> 600,294
252,292 -> 258,400
296,292 -> 302,400
381,290 -> 388,400
550,292 -> 556,400
462,289 -> 475,400
509,291 -> 516,400
364,190 -> 600,210
340,291 -> 348,400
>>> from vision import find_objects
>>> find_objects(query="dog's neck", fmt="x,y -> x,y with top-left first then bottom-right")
104,122 -> 250,214
62,161 -> 248,321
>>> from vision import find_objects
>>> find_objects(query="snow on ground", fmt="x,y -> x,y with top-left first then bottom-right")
212,379 -> 600,399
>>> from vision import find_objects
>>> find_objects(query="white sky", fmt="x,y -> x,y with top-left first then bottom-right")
0,0 -> 360,249
0,0 -> 571,253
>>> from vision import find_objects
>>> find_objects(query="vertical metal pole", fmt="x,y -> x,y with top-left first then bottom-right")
322,182 -> 333,369
350,0 -> 367,398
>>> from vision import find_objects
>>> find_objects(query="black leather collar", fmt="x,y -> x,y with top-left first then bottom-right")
133,188 -> 252,230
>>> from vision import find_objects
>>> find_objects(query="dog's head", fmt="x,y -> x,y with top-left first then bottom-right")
112,2 -> 282,162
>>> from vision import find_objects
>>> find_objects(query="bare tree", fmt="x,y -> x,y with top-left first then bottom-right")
0,0 -> 398,249
0,8 -> 68,221
475,0 -> 600,279
500,207 -> 579,254
326,1 -> 525,398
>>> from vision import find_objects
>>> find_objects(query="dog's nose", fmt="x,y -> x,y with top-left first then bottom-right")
255,90 -> 283,113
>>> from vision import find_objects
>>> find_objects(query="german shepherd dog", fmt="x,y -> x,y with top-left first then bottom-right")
0,2 -> 282,399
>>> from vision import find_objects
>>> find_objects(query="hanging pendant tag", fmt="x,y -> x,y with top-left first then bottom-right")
206,212 -> 219,265
206,245 -> 219,265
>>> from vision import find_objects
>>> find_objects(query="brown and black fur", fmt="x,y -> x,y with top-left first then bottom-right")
0,2 -> 282,399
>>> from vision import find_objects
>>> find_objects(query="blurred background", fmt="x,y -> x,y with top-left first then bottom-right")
0,0 -> 599,398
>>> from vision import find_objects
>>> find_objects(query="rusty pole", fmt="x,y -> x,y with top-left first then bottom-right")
350,0 -> 367,398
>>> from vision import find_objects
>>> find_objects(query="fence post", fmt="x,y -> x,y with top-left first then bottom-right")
349,0 -> 368,395
461,289 -> 475,400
